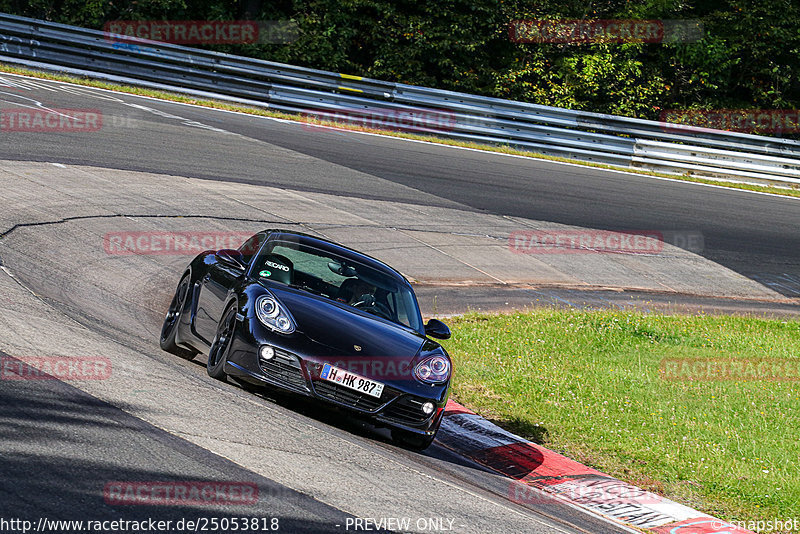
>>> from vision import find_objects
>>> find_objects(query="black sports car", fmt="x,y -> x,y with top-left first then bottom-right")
159,229 -> 452,449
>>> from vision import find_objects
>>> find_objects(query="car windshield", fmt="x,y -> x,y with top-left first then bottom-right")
251,239 -> 422,331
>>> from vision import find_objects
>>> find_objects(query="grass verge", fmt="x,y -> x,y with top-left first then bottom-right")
443,309 -> 799,525
1,63 -> 799,200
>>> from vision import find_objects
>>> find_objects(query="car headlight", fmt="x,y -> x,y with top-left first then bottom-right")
414,355 -> 450,384
255,294 -> 296,334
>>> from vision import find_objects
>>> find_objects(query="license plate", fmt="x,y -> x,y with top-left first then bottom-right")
320,363 -> 385,399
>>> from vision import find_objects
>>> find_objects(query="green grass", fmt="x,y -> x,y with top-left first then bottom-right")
443,310 -> 799,524
2,63 -> 800,200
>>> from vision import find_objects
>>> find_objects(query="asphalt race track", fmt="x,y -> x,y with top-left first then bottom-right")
0,72 -> 798,533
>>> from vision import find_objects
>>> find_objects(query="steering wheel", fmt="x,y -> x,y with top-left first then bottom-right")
352,295 -> 394,320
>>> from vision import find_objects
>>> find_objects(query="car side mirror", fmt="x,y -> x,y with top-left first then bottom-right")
425,318 -> 451,340
215,249 -> 247,272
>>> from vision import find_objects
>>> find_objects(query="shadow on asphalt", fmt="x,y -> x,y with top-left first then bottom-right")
0,354 -> 358,533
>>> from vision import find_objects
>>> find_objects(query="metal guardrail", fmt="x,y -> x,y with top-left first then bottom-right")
2,12 -> 800,184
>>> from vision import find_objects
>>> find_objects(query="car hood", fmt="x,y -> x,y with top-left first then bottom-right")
268,285 -> 426,359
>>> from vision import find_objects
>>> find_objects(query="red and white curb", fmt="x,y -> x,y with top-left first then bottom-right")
438,400 -> 753,534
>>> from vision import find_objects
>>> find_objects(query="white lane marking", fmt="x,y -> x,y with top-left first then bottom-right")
122,102 -> 234,134
0,74 -> 238,135
0,75 -> 56,92
0,92 -> 93,123
0,266 -> 41,298
55,84 -> 99,96
13,78 -> 58,92
0,75 -> 33,90
0,74 -> 122,101
48,83 -> 128,102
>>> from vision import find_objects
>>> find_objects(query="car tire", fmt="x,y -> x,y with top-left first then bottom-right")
207,304 -> 237,381
160,275 -> 198,360
392,429 -> 436,451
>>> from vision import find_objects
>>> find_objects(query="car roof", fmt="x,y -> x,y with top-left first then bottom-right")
262,229 -> 413,287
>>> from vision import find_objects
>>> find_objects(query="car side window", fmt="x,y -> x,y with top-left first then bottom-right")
238,234 -> 266,265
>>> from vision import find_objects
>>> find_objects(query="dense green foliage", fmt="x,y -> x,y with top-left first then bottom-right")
2,0 -> 798,121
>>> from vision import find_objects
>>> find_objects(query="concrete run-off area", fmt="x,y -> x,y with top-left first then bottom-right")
0,159 -> 787,310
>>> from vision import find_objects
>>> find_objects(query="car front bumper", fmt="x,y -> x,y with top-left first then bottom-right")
224,315 -> 449,436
